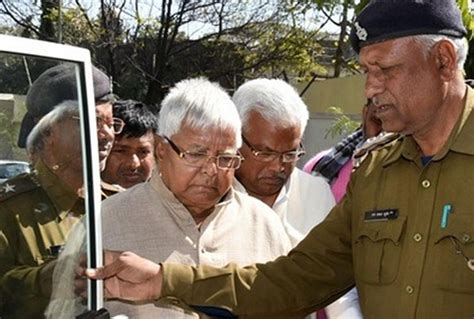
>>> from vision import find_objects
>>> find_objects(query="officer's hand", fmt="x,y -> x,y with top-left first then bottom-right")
85,250 -> 162,301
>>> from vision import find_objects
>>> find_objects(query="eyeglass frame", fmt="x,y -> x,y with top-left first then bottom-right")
162,136 -> 244,170
241,135 -> 305,163
72,116 -> 125,135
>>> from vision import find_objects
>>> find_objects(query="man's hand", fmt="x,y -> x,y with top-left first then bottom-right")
85,250 -> 162,301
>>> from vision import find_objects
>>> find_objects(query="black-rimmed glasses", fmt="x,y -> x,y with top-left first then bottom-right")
242,135 -> 305,163
163,136 -> 243,170
72,116 -> 125,135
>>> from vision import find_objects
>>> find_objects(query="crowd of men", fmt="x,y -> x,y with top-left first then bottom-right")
1,0 -> 473,318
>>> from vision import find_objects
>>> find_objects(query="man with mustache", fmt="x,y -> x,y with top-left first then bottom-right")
102,100 -> 158,189
0,63 -> 121,318
88,0 -> 474,317
233,78 -> 335,246
17,63 -> 118,172
232,79 -> 359,318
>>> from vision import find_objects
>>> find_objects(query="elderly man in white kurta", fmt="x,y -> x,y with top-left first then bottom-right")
231,78 -> 361,319
101,78 -> 291,318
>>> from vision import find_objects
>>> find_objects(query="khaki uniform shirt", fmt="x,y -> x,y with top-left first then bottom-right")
161,87 -> 474,319
0,160 -> 82,319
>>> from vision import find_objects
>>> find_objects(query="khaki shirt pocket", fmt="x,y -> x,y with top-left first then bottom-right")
433,214 -> 474,293
354,216 -> 406,284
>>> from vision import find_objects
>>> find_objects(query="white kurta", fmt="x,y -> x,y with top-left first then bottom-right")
234,168 -> 335,246
101,172 -> 291,318
234,168 -> 362,319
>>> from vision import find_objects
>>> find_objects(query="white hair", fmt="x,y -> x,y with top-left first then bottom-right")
26,100 -> 79,157
232,78 -> 309,138
411,34 -> 468,70
158,77 -> 242,147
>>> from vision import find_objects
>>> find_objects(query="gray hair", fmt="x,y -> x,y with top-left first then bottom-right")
26,100 -> 80,157
158,77 -> 242,147
412,34 -> 468,70
232,78 -> 309,137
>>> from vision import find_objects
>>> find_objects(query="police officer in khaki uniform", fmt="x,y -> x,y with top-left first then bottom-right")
0,64 -> 120,318
86,1 -> 474,318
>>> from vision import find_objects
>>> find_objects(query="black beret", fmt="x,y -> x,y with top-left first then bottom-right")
350,0 -> 467,53
18,64 -> 113,148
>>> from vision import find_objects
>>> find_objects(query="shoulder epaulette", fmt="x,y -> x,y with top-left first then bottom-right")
353,132 -> 401,167
0,173 -> 40,202
100,181 -> 124,199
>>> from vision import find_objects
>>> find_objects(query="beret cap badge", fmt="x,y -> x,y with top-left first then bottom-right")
355,22 -> 368,41
349,0 -> 467,54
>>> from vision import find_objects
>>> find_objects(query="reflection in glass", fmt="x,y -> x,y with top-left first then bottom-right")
0,55 -> 89,318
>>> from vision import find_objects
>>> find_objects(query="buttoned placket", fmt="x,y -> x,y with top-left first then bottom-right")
397,156 -> 442,318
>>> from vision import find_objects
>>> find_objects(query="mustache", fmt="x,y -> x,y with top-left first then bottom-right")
259,172 -> 287,181
98,140 -> 112,151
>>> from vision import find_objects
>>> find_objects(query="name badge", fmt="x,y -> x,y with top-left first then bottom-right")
364,209 -> 398,222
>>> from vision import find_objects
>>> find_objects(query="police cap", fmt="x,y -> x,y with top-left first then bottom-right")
350,0 -> 467,53
18,64 -> 113,148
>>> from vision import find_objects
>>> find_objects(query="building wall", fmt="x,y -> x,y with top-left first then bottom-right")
0,94 -> 28,161
295,74 -> 366,168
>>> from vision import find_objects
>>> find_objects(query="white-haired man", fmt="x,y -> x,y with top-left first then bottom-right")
86,78 -> 290,318
232,78 -> 360,318
0,102 -> 83,318
88,0 -> 474,317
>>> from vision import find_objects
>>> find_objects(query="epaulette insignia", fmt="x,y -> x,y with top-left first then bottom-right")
100,181 -> 124,199
353,132 -> 401,167
0,173 -> 40,202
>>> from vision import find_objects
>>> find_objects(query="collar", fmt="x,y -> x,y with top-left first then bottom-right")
273,171 -> 293,208
34,159 -> 80,220
383,86 -> 474,166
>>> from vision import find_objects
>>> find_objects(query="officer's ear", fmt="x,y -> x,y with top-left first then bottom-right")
42,127 -> 56,149
434,40 -> 457,81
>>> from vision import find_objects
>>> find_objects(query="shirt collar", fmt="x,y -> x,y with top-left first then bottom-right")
34,159 -> 80,219
383,85 -> 474,166
273,171 -> 292,208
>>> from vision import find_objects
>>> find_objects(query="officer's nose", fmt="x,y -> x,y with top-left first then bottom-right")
365,71 -> 385,100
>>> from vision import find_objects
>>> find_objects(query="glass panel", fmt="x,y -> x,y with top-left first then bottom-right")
0,52 -> 100,318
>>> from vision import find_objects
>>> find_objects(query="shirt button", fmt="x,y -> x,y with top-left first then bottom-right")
406,286 -> 414,294
421,180 -> 431,188
413,233 -> 423,242
462,234 -> 471,243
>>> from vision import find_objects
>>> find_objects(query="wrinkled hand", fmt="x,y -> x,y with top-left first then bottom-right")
85,250 -> 162,301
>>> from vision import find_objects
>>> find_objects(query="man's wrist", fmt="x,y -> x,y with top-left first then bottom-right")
152,263 -> 163,300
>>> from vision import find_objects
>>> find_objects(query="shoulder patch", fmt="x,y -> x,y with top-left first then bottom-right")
353,132 -> 401,167
0,173 -> 40,202
100,181 -> 125,199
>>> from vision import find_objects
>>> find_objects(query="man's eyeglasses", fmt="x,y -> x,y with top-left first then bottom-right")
163,136 -> 244,170
72,116 -> 125,135
97,117 -> 125,135
242,135 -> 305,163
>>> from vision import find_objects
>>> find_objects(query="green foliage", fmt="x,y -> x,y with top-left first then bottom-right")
239,22 -> 326,80
457,0 -> 474,39
0,112 -> 13,145
325,106 -> 360,139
